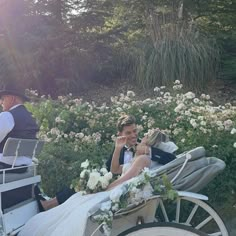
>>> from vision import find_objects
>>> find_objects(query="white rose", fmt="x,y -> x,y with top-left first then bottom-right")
174,80 -> 180,84
143,167 -> 154,178
142,183 -> 153,199
100,201 -> 112,211
200,121 -> 206,126
99,177 -> 109,189
77,132 -> 85,139
111,203 -> 119,212
81,159 -> 89,169
133,190 -> 143,203
127,91 -> 135,97
100,168 -> 108,175
230,128 -> 236,134
184,92 -> 195,99
233,142 -> 236,148
80,169 -> 88,178
174,103 -> 186,113
104,172 -> 113,181
87,172 -> 101,190
110,186 -> 123,202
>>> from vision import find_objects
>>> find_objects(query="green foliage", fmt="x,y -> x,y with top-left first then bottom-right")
38,140 -> 113,196
152,174 -> 178,201
1,0 -> 235,94
134,34 -> 219,89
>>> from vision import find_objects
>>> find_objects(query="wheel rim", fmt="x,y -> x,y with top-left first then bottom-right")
156,197 -> 229,236
119,222 -> 208,236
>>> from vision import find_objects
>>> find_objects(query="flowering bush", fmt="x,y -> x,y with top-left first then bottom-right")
71,160 -> 113,194
26,81 -> 236,228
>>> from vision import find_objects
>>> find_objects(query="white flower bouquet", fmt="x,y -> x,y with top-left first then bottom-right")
71,160 -> 113,194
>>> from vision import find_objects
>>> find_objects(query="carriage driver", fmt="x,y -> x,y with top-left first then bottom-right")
0,83 -> 39,173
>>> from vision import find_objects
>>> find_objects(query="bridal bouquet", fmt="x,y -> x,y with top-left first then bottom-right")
71,160 -> 113,194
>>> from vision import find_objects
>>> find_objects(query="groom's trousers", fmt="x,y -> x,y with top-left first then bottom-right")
56,187 -> 76,204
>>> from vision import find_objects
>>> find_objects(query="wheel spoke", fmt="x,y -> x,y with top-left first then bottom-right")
159,199 -> 169,222
175,198 -> 181,223
208,232 -> 222,236
154,197 -> 228,236
185,204 -> 199,225
195,215 -> 213,230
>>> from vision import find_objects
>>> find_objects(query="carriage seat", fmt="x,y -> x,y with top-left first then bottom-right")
150,146 -> 225,193
0,138 -> 44,210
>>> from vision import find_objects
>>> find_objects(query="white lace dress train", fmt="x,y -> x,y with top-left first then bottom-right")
19,191 -> 110,236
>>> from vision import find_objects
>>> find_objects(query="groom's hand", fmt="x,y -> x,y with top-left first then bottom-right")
115,136 -> 127,149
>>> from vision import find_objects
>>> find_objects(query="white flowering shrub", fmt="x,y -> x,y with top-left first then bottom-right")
26,82 -> 236,208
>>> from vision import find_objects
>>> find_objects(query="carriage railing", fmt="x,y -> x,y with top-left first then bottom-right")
0,138 -> 44,236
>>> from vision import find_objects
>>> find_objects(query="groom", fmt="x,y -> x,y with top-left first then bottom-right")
106,114 -> 176,174
36,114 -> 176,211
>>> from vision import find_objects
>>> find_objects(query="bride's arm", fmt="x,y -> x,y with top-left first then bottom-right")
107,155 -> 151,190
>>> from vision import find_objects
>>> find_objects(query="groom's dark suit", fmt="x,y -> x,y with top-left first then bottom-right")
106,144 -> 176,172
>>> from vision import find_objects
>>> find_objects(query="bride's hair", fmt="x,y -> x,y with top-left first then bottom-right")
146,130 -> 169,148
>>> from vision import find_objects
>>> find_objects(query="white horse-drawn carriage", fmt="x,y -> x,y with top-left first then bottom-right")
0,138 -> 229,236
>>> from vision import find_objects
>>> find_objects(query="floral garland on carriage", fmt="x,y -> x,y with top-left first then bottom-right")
71,160 -> 177,235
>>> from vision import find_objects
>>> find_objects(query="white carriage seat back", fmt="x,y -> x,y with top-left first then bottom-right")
176,146 -> 206,159
0,138 -> 44,184
149,146 -> 226,192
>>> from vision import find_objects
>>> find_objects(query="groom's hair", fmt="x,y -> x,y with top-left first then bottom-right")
117,114 -> 136,132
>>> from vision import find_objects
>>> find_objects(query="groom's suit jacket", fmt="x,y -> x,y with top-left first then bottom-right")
106,142 -> 176,172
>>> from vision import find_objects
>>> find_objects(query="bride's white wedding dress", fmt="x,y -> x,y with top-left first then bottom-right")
19,191 -> 111,236
19,141 -> 177,236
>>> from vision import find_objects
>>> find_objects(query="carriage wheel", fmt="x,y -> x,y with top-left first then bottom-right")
118,222 -> 208,236
155,196 -> 229,236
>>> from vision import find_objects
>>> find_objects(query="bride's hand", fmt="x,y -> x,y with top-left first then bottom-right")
141,136 -> 148,144
136,143 -> 149,156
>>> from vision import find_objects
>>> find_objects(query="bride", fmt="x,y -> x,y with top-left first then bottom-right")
19,130 -> 177,236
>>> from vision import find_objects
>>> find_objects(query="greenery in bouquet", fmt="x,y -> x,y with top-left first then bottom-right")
71,160 -> 114,194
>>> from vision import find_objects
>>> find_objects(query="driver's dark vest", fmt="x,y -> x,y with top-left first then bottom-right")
0,105 -> 39,153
